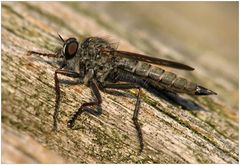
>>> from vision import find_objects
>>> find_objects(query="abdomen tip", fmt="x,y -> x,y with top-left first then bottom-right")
195,85 -> 217,95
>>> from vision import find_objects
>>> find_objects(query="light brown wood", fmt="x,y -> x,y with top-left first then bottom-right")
2,2 -> 238,163
2,126 -> 67,163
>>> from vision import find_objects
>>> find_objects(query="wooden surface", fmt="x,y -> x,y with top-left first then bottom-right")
2,2 -> 238,163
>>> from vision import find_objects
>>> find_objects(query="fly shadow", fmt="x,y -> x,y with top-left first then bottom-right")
103,82 -> 207,112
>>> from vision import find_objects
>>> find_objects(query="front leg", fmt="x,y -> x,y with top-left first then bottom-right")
67,79 -> 102,128
53,68 -> 81,131
27,50 -> 82,130
102,83 -> 144,153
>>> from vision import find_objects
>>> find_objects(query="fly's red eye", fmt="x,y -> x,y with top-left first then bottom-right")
64,38 -> 79,60
67,42 -> 78,56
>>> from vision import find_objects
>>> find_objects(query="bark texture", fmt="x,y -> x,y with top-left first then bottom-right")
2,2 -> 238,163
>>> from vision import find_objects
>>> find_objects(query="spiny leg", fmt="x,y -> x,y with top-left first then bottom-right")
53,68 -> 81,131
27,50 -> 64,130
67,79 -> 102,128
103,83 -> 144,153
27,50 -> 83,130
132,88 -> 144,153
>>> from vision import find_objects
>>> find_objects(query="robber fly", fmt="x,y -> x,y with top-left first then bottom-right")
27,34 -> 216,153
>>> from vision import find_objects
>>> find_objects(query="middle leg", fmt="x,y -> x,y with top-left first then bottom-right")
67,79 -> 102,128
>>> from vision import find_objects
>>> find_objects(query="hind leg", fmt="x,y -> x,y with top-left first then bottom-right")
102,83 -> 144,153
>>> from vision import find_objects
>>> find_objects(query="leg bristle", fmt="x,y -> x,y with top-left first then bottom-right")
195,85 -> 217,95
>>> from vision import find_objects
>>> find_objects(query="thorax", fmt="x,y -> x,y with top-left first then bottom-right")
65,37 -> 119,83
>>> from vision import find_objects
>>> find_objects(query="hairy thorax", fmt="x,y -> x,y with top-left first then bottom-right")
79,37 -> 120,82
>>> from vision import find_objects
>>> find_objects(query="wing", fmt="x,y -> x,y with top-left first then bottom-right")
114,50 -> 194,71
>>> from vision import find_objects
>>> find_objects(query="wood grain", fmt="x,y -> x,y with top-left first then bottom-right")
2,2 -> 238,163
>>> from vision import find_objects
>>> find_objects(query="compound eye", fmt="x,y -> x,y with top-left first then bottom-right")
64,38 -> 79,60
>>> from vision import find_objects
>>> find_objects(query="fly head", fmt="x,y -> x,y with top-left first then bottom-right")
61,37 -> 79,60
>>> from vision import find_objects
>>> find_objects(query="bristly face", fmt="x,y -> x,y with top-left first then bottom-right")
62,37 -> 79,60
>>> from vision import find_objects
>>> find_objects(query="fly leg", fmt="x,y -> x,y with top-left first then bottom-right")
102,83 -> 144,153
27,51 -> 76,130
67,79 -> 102,128
53,68 -> 81,131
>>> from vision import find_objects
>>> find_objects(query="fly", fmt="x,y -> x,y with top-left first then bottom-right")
27,34 -> 217,153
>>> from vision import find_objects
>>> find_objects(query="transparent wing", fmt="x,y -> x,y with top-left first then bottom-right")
102,49 -> 194,71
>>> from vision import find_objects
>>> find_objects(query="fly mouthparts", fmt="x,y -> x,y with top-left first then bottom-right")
26,50 -> 58,58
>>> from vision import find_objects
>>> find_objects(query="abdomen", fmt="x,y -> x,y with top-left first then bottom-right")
118,59 -> 216,95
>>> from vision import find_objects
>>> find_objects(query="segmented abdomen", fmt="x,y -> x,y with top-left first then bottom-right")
118,59 -> 197,94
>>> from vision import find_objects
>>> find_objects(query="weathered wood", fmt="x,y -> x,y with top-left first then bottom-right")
2,2 -> 238,163
2,125 -> 67,163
